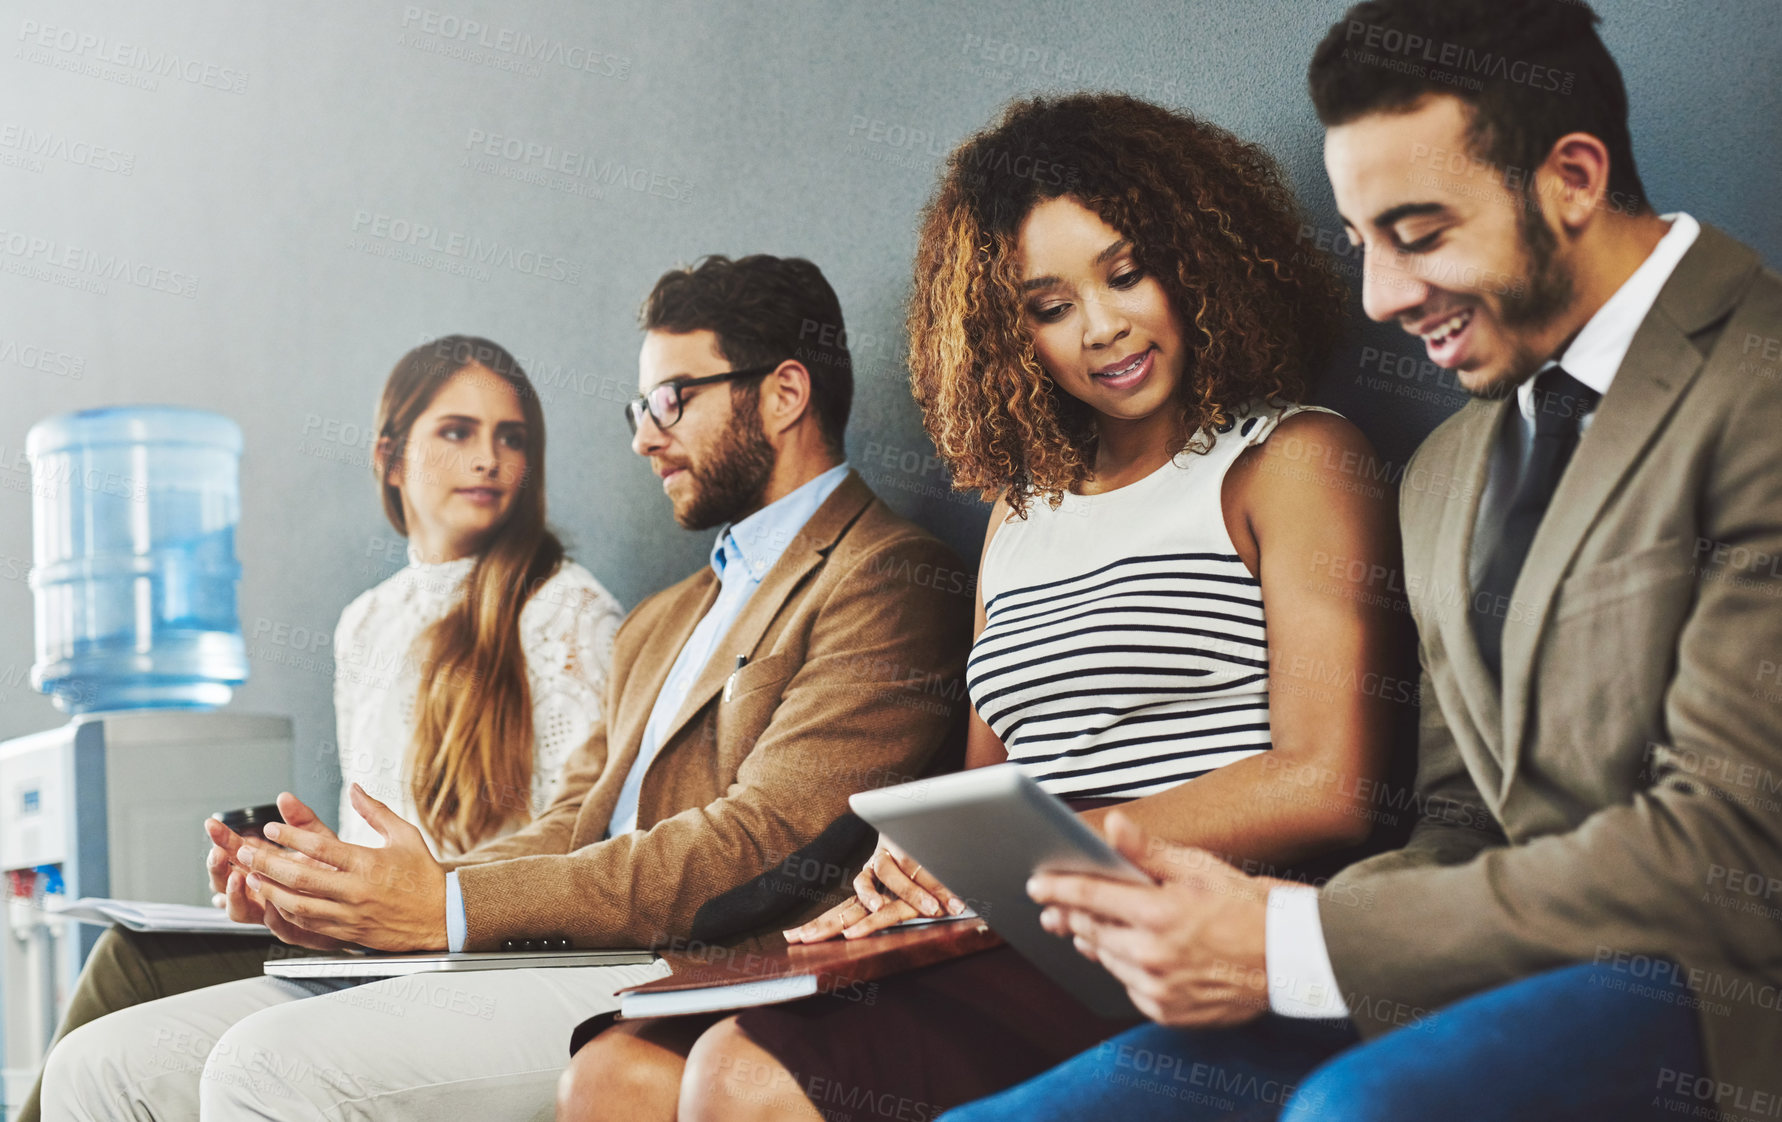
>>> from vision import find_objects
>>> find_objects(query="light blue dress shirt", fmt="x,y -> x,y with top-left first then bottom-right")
444,462 -> 851,951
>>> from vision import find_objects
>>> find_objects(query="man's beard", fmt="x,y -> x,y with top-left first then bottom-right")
673,388 -> 776,530
1468,195 -> 1578,401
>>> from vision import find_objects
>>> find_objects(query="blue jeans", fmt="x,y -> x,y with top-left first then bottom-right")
939,962 -> 1705,1121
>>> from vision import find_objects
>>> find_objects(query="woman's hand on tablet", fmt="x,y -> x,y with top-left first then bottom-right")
783,835 -> 966,943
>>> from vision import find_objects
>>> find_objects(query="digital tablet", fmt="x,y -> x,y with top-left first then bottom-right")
264,947 -> 658,979
850,764 -> 1150,1017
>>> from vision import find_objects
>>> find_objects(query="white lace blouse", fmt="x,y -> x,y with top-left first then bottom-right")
330,549 -> 624,858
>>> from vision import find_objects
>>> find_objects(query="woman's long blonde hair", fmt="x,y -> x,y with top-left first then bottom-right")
374,335 -> 564,854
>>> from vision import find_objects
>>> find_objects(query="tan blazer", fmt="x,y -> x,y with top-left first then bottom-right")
1323,224 -> 1782,1103
450,472 -> 971,953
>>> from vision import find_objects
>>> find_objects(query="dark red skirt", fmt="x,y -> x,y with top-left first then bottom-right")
732,943 -> 1140,1121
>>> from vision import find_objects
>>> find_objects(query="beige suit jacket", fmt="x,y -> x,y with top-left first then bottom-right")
448,472 -> 971,953
1323,224 -> 1782,1108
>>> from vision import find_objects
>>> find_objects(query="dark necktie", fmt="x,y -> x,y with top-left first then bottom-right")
1472,366 -> 1600,679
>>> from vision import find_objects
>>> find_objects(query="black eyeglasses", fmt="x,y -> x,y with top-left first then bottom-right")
624,366 -> 776,435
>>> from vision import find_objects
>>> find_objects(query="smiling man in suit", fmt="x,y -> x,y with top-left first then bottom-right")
943,3 -> 1782,1120
40,254 -> 971,1121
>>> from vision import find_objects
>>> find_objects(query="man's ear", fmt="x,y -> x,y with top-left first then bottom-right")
1539,131 -> 1613,235
760,360 -> 814,437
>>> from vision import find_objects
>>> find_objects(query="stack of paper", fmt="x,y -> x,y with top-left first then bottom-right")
41,897 -> 269,935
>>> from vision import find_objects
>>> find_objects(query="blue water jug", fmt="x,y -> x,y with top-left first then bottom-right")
27,407 -> 249,714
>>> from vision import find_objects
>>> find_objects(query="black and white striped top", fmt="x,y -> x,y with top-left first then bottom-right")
968,402 -> 1327,800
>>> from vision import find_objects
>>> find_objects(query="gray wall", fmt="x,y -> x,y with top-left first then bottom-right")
2,0 -> 1777,818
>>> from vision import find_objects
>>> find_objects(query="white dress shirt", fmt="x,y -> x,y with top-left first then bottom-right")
1266,212 -> 1700,1019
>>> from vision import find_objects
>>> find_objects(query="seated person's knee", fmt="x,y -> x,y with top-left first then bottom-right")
558,1019 -> 699,1122
1284,1048 -> 1423,1122
682,1015 -> 753,1089
558,1032 -> 651,1121
38,1021 -> 91,1104
680,1017 -> 803,1122
39,1013 -> 165,1111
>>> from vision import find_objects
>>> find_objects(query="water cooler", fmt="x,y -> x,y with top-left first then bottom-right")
0,408 -> 295,1119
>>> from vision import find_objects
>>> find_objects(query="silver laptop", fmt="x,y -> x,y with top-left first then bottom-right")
265,948 -> 657,979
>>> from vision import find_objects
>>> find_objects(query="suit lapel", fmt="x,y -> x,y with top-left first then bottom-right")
654,545 -> 824,746
1496,224 -> 1754,795
1433,396 -> 1511,799
648,472 -> 876,760
609,574 -> 720,769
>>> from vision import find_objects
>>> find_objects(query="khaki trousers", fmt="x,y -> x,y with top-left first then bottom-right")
35,938 -> 666,1121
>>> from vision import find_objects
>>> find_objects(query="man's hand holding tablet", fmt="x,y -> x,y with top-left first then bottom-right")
1029,810 -> 1286,1027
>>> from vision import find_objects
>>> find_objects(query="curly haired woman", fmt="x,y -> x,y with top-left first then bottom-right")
557,92 -> 1410,1122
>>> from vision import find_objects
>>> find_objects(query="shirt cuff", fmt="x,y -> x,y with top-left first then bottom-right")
444,870 -> 467,954
1265,884 -> 1351,1019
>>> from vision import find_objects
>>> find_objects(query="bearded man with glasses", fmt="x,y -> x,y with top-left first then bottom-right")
624,362 -> 782,532
42,254 -> 971,1121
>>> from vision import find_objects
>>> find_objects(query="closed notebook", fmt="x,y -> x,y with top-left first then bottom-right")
616,916 -> 1001,1019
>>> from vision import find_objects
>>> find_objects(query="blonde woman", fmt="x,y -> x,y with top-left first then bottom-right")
17,335 -> 619,1122
334,334 -> 621,856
